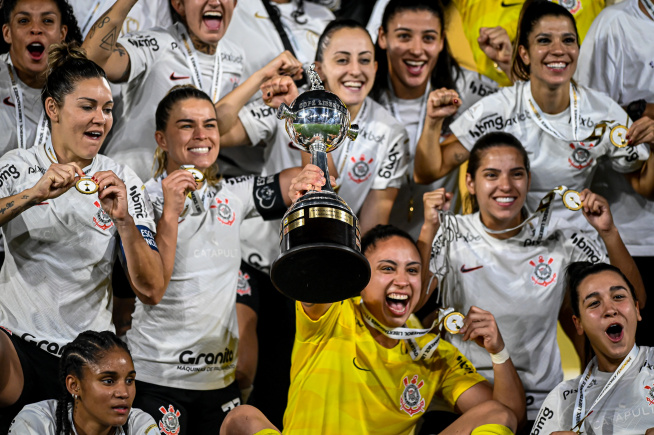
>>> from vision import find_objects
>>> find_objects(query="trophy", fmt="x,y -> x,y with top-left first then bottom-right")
270,65 -> 371,303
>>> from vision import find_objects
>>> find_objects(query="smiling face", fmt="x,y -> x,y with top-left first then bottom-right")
361,235 -> 422,328
68,347 -> 136,429
378,9 -> 443,99
466,146 -> 530,233
518,15 -> 579,90
155,97 -> 220,173
315,27 -> 376,116
2,0 -> 67,80
172,0 -> 235,45
573,270 -> 641,372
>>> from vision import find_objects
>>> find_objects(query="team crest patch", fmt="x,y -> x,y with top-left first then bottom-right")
237,270 -> 252,296
400,375 -> 426,416
644,383 -> 654,405
568,142 -> 594,170
211,198 -> 236,225
559,0 -> 582,14
158,405 -> 181,435
92,201 -> 114,231
529,256 -> 557,287
348,154 -> 374,184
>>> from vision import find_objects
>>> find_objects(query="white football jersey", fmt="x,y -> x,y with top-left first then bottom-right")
104,23 -> 244,182
127,176 -> 259,390
0,144 -> 156,355
430,212 -> 607,419
450,81 -> 649,233
69,0 -> 172,37
9,399 -> 158,434
532,346 -> 654,434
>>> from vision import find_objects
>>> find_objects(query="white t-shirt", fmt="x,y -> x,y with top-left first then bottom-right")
379,67 -> 500,239
430,212 -> 606,419
104,23 -> 244,182
0,143 -> 156,355
238,96 -> 410,270
450,81 -> 649,233
127,175 -> 259,390
69,0 -> 172,38
9,399 -> 158,434
532,346 -> 654,434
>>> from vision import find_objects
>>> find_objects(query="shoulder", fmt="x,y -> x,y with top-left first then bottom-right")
144,177 -> 163,200
364,99 -> 408,140
11,399 -> 58,431
127,407 -> 158,434
591,0 -> 634,30
302,1 -> 336,20
456,67 -> 500,98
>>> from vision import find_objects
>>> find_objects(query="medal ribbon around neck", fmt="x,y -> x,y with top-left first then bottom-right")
359,300 -> 458,361
175,23 -> 224,103
6,63 -> 50,149
642,0 -> 654,19
572,345 -> 638,433
44,139 -> 95,174
525,82 -> 580,142
385,80 -> 431,146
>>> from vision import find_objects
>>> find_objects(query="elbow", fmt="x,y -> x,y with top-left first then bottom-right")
413,170 -> 436,185
135,280 -> 166,305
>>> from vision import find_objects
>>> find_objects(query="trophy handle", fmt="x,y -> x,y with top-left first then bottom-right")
347,124 -> 359,141
277,103 -> 296,120
309,141 -> 334,193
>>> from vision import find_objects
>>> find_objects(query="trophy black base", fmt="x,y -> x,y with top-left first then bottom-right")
270,243 -> 370,303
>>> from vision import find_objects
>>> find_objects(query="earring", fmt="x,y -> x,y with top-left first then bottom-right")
72,394 -> 78,400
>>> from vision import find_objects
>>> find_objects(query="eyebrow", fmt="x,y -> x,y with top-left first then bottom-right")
393,27 -> 438,34
98,370 -> 137,375
77,97 -> 114,105
582,286 -> 628,303
16,11 -> 57,16
535,32 -> 577,38
481,167 -> 525,172
176,118 -> 217,123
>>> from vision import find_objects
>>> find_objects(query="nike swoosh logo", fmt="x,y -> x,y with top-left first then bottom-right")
170,72 -> 190,81
501,0 -> 522,6
353,357 -> 370,372
3,97 -> 14,107
254,12 -> 269,19
460,265 -> 484,273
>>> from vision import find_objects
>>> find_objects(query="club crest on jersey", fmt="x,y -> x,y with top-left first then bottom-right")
158,405 -> 181,435
348,154 -> 374,184
400,375 -> 426,416
211,198 -> 236,225
529,256 -> 557,287
568,142 -> 594,169
237,270 -> 252,296
92,201 -> 113,231
644,383 -> 654,405
559,0 -> 582,14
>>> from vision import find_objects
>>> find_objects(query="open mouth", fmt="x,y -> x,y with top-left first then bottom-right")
27,43 -> 45,61
203,11 -> 223,31
494,196 -> 517,207
606,323 -> 624,343
546,62 -> 568,71
385,292 -> 409,316
342,81 -> 363,91
112,405 -> 129,415
84,131 -> 103,140
403,59 -> 426,76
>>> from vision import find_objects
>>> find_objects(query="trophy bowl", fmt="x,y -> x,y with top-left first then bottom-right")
270,65 -> 371,303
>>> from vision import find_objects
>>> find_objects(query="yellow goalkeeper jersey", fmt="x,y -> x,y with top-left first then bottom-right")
282,298 -> 486,435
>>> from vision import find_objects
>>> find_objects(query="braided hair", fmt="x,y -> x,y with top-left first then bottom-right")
55,331 -> 131,435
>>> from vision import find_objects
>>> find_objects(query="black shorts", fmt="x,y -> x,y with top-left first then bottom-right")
235,261 -> 262,314
133,380 -> 241,435
0,327 -> 62,433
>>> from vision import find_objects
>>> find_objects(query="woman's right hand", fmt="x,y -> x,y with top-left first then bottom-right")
161,169 -> 198,217
422,187 -> 452,231
29,163 -> 85,201
426,88 -> 462,126
261,75 -> 299,109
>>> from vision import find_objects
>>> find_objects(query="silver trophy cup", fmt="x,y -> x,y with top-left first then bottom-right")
270,65 -> 371,303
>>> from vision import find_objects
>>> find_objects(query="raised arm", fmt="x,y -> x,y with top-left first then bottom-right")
81,0 -> 134,83
477,27 -> 514,82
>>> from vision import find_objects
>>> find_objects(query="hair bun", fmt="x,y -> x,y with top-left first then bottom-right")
46,42 -> 88,77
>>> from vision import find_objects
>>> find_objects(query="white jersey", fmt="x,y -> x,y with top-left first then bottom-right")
9,399 -> 158,434
104,23 -> 244,182
238,96 -> 409,270
450,81 -> 649,233
366,0 -> 389,42
127,176 -> 259,390
69,0 -> 172,38
0,143 -> 156,355
430,212 -> 607,419
379,67 -> 500,239
532,346 -> 654,434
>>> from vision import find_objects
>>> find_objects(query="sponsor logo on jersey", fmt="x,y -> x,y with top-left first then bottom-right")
568,142 -> 595,169
177,347 -> 235,372
559,0 -> 582,14
562,388 -> 578,401
28,164 -> 45,174
468,111 -> 530,139
348,154 -> 373,184
237,270 -> 251,296
400,375 -> 426,416
460,264 -> 483,273
129,185 -> 146,219
3,96 -> 14,107
169,72 -> 190,81
93,200 -> 114,231
211,198 -> 236,225
358,128 -> 385,143
468,80 -> 498,98
379,141 -> 403,179
531,407 -> 554,434
221,52 -> 243,65
500,0 -> 522,7
0,164 -> 20,188
127,35 -> 159,51
570,233 -> 602,263
250,106 -> 275,120
158,405 -> 181,435
529,255 -> 557,287
21,332 -> 65,355
644,383 -> 654,405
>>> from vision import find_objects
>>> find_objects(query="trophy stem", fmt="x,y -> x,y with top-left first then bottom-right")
309,141 -> 334,192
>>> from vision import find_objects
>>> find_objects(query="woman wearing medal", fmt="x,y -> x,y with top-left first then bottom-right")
532,262 -> 654,435
370,0 -> 499,240
417,132 -> 645,431
413,0 -> 654,237
124,85 -> 322,434
0,43 -> 164,432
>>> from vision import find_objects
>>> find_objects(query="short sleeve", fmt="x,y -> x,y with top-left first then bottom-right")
0,151 -> 27,198
434,340 -> 487,409
8,404 -> 57,433
224,175 -> 257,218
450,91 -> 510,151
295,300 -> 343,343
122,166 -> 156,232
128,408 -> 158,434
561,228 -> 607,264
603,102 -> 649,174
239,101 -> 279,146
119,31 -> 162,83
530,387 -> 568,434
371,130 -> 409,190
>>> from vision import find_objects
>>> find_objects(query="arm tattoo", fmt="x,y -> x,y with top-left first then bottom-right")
0,201 -> 15,215
100,26 -> 119,52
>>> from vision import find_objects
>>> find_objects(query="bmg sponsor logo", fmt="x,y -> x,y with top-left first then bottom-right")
531,407 -> 554,434
129,185 -> 146,219
0,164 -> 20,188
468,112 -> 530,139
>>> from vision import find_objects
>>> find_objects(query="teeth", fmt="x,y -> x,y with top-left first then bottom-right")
405,60 -> 425,66
343,81 -> 362,88
204,11 -> 222,18
387,293 -> 408,301
189,147 -> 209,153
547,62 -> 566,69
495,197 -> 515,203
86,132 -> 101,137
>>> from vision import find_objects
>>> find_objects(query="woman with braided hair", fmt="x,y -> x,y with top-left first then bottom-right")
9,330 -> 157,434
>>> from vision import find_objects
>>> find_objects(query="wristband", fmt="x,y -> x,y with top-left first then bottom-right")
253,173 -> 287,220
490,347 -> 510,364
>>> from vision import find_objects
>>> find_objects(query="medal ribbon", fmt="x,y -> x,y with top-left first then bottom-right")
359,300 -> 453,361
44,138 -> 95,174
525,82 -> 580,142
7,63 -> 50,149
385,80 -> 431,146
642,0 -> 654,19
175,23 -> 223,103
572,345 -> 638,433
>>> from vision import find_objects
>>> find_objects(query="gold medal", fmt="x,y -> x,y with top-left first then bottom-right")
181,165 -> 204,183
562,189 -> 583,211
443,312 -> 465,334
609,125 -> 629,148
75,176 -> 98,195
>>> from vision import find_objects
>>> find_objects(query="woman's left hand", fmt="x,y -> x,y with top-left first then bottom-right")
626,116 -> 654,146
580,188 -> 615,233
94,171 -> 129,223
288,164 -> 335,202
459,306 -> 506,355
